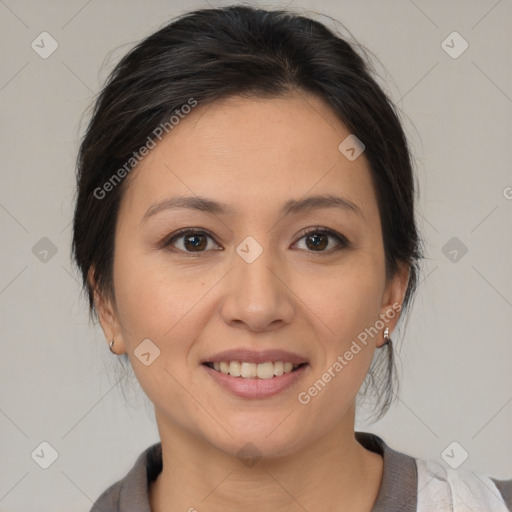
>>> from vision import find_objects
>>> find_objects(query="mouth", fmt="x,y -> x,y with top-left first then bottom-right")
202,361 -> 308,379
200,348 -> 310,398
201,353 -> 310,399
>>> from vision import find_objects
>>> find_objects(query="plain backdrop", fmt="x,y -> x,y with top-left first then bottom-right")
0,0 -> 511,510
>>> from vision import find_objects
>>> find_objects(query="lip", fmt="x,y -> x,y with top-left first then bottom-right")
202,362 -> 309,399
200,348 -> 308,365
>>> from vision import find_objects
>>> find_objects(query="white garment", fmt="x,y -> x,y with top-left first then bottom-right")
416,458 -> 510,511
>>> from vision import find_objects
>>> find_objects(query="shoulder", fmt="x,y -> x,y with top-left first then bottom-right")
356,431 -> 512,512
89,442 -> 162,512
90,480 -> 122,511
415,457 -> 512,511
493,478 -> 512,508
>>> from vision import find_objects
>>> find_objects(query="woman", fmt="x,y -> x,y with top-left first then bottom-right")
72,5 -> 511,511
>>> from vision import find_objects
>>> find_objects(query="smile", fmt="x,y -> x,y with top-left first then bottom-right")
202,361 -> 309,399
204,361 -> 305,379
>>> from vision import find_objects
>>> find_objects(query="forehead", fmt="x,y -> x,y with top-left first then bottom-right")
119,92 -> 379,223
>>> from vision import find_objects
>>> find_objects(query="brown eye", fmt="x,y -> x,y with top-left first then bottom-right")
182,233 -> 207,251
306,232 -> 328,250
163,227 -> 348,255
165,229 -> 221,253
293,227 -> 349,253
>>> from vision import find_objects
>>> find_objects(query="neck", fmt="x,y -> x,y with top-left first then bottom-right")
149,408 -> 383,511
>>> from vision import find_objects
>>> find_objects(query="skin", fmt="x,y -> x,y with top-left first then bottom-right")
92,90 -> 409,511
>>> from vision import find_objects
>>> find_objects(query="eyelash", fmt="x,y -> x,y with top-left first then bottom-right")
162,226 -> 349,254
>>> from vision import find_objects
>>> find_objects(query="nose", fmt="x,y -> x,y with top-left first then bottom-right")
220,244 -> 295,332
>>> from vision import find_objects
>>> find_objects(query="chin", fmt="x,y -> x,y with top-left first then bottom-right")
199,412 -> 310,461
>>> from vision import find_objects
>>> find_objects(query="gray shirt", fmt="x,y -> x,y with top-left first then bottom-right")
90,431 -> 512,511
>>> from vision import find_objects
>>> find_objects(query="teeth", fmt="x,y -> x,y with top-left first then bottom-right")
256,362 -> 274,379
229,361 -> 241,377
210,361 -> 302,379
241,362 -> 257,378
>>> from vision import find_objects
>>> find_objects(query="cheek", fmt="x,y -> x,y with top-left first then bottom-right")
113,248 -> 205,340
112,249 -> 217,384
295,256 -> 384,343
294,268 -> 381,424
112,254 -> 211,424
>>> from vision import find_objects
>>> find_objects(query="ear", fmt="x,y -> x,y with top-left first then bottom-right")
377,261 -> 410,347
88,267 -> 126,354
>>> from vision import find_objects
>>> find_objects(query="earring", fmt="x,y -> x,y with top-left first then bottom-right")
109,338 -> 117,355
381,327 -> 391,347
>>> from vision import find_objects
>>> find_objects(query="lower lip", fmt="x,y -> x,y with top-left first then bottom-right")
202,364 -> 309,399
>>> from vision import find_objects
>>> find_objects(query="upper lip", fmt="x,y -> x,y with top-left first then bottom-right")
201,348 -> 308,365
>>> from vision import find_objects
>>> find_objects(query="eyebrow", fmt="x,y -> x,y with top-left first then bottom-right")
142,194 -> 363,221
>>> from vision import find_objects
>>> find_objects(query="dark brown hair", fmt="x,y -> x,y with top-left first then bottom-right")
72,4 -> 423,419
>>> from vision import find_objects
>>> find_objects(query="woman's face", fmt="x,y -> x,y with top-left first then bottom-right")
95,91 -> 408,457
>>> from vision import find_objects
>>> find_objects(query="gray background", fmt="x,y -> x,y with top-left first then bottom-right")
0,0 -> 511,510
